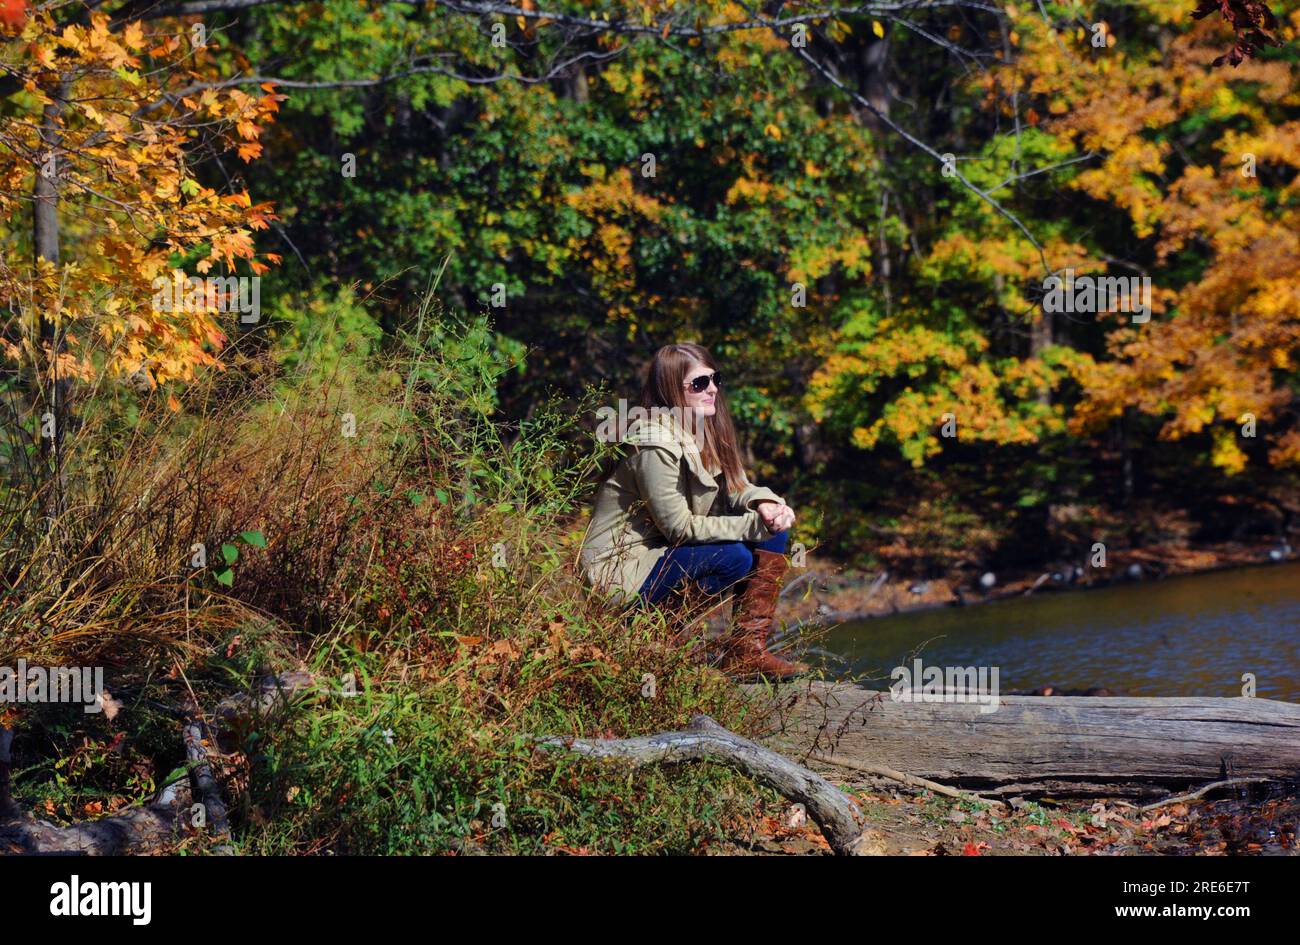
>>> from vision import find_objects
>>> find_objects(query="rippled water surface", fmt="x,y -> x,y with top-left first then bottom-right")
816,562 -> 1300,700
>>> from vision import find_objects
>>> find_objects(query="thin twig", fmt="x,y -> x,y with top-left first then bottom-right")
811,751 -> 1008,809
1139,778 -> 1273,812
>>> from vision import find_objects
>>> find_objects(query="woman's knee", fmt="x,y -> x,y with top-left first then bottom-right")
689,543 -> 752,594
715,542 -> 755,581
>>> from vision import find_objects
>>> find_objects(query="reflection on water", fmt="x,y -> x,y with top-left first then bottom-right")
814,561 -> 1300,700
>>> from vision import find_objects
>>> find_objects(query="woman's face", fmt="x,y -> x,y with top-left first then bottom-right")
681,361 -> 718,419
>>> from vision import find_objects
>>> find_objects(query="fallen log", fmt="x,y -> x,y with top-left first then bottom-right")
535,713 -> 880,855
750,681 -> 1300,798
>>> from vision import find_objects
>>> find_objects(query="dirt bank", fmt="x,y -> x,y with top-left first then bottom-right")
716,769 -> 1299,855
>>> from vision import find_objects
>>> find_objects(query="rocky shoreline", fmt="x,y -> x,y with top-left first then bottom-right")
776,537 -> 1296,628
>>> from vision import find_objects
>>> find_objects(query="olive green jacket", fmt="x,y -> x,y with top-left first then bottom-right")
579,411 -> 784,606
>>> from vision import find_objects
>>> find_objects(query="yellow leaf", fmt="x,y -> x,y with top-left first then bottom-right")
872,20 -> 885,39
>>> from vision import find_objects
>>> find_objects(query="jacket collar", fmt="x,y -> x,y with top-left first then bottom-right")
622,410 -> 719,490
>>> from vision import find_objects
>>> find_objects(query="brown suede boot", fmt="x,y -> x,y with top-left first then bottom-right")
716,549 -> 810,682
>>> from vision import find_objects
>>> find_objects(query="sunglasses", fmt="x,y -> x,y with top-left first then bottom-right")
683,371 -> 722,393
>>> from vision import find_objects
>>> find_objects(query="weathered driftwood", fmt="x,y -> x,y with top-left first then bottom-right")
751,681 -> 1300,798
535,713 -> 879,854
0,671 -> 317,855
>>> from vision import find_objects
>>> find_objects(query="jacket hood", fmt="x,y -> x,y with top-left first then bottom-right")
621,409 -> 718,487
622,409 -> 692,449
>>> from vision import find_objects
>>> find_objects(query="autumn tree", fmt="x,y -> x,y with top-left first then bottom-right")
0,3 -> 281,520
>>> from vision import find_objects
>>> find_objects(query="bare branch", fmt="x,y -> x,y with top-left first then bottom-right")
142,0 -> 1005,32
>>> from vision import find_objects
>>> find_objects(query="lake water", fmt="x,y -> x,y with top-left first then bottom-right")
813,561 -> 1300,700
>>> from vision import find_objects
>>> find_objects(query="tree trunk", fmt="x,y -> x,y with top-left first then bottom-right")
1023,266 -> 1054,403
33,85 -> 69,530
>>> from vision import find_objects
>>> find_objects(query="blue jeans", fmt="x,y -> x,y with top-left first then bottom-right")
633,529 -> 789,608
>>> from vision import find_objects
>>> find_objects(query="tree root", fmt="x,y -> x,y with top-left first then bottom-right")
535,713 -> 881,855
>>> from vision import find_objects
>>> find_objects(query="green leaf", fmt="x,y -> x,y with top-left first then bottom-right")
434,489 -> 449,505
221,543 -> 239,565
214,568 -> 234,587
239,530 -> 267,548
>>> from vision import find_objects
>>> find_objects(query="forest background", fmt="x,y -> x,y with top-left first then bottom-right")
0,0 -> 1296,853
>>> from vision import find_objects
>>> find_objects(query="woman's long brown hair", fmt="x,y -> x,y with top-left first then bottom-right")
637,343 -> 748,496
